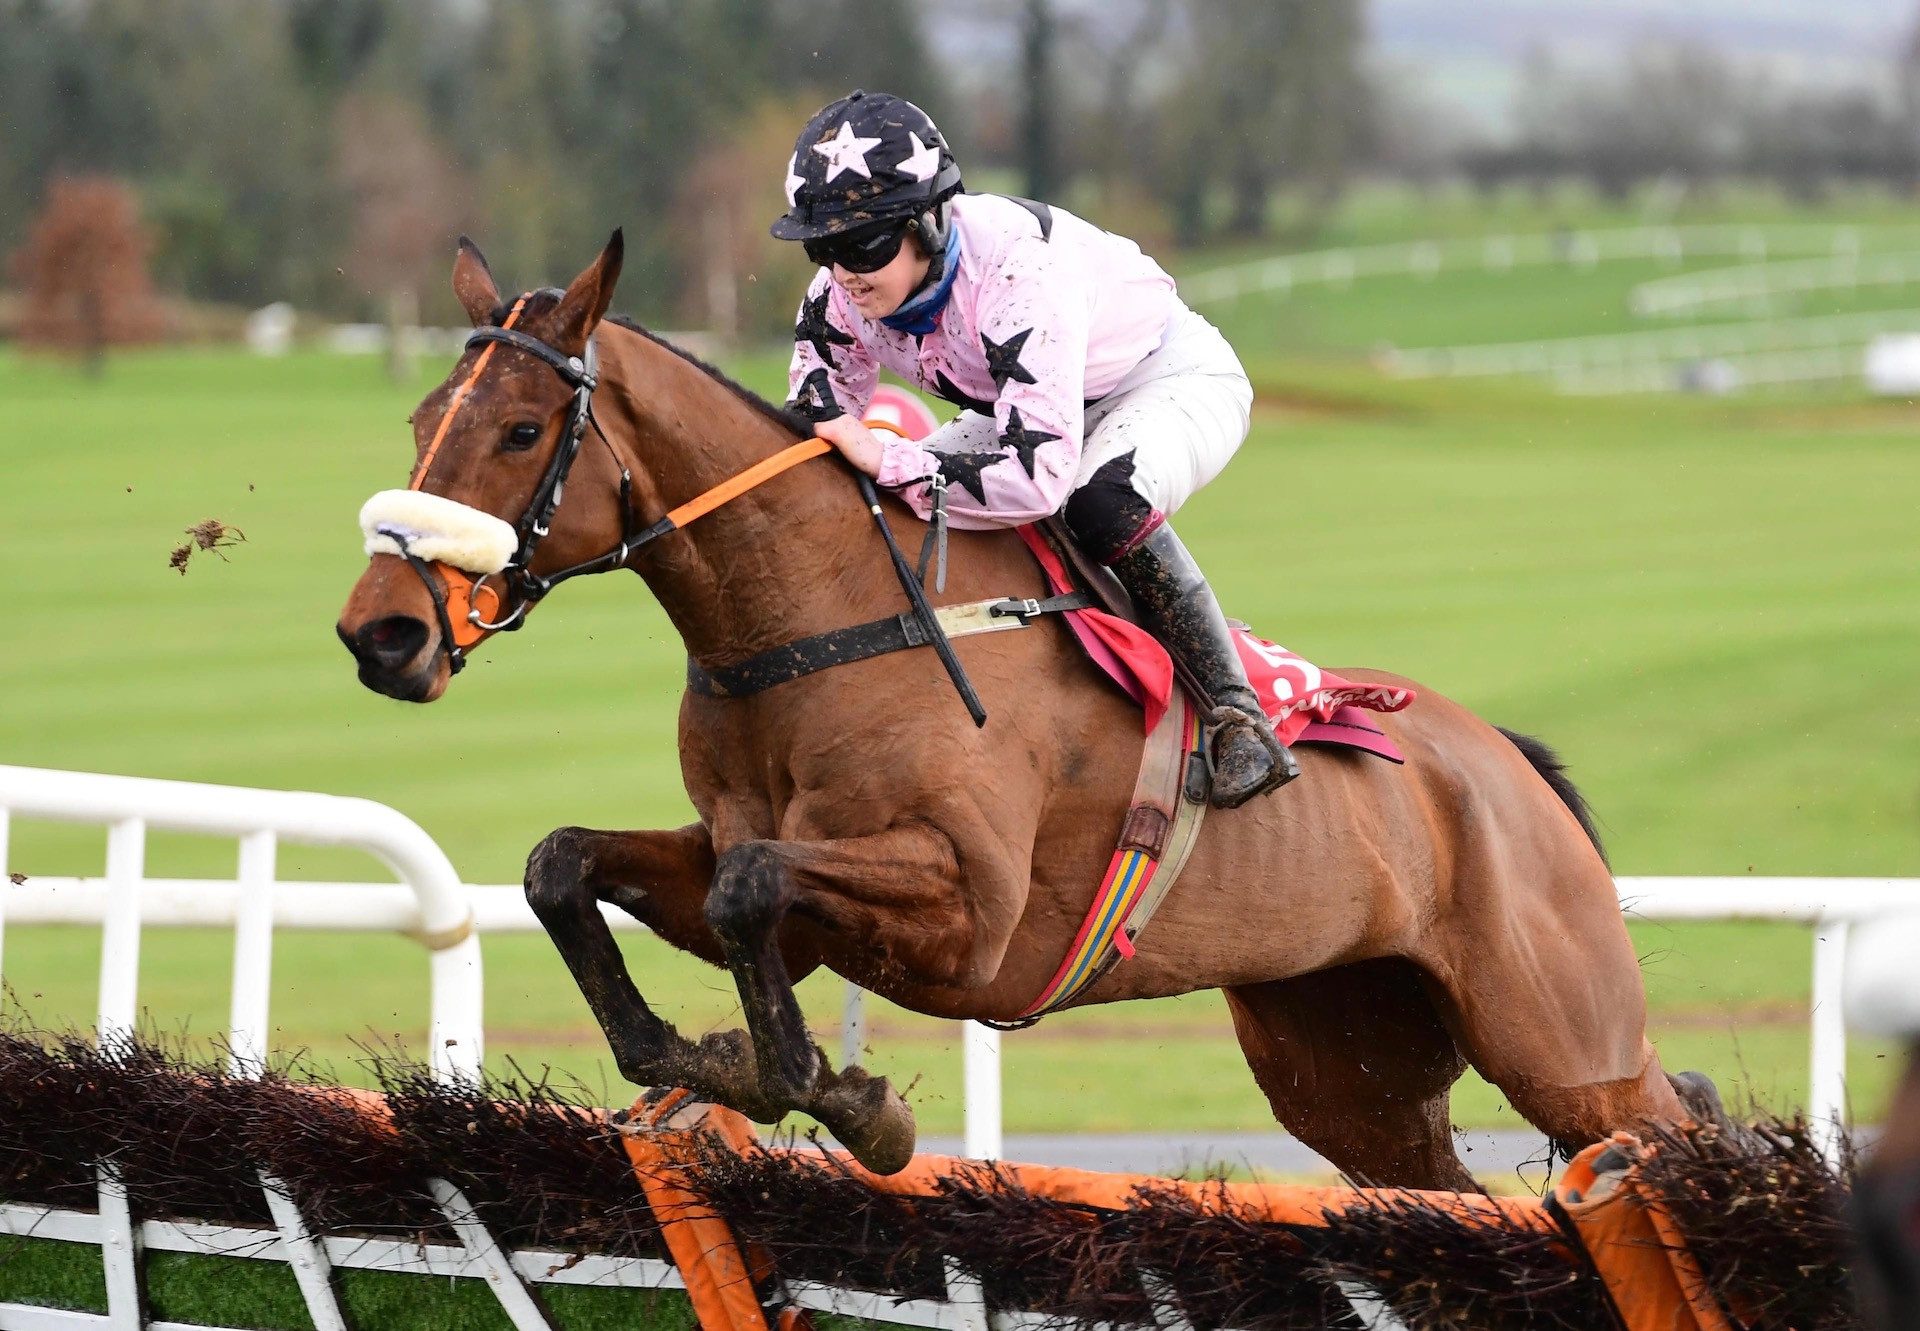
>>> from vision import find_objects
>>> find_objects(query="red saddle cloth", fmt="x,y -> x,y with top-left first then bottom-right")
1015,528 -> 1414,761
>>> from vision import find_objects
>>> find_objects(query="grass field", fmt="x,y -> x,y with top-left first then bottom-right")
2,194 -> 1918,1155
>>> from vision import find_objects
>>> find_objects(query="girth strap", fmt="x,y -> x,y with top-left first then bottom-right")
687,592 -> 1090,699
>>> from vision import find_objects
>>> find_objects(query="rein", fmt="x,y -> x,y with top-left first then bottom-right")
385,309 -> 1000,721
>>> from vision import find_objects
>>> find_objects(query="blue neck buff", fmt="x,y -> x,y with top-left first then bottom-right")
881,230 -> 964,337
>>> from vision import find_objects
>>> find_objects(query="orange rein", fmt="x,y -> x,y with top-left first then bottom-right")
658,418 -> 906,532
661,437 -> 831,531
400,399 -> 900,663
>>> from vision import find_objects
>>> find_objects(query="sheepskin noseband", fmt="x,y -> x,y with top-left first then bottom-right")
360,490 -> 518,576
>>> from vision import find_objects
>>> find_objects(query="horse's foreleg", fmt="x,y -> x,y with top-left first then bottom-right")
524,823 -> 785,1119
705,824 -> 965,1173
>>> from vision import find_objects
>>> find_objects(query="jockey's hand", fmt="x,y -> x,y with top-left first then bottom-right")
813,414 -> 884,479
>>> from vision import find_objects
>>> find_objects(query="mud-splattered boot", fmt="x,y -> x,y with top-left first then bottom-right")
1108,526 -> 1300,809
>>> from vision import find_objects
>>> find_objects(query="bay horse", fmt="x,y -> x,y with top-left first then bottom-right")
337,233 -> 1708,1183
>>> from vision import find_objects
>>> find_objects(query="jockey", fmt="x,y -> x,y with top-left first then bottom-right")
771,90 -> 1297,808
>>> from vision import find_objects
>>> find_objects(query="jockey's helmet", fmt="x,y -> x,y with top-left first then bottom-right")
769,90 -> 962,256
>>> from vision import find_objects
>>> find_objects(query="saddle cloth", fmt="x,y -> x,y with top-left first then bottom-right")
1012,527 -> 1415,757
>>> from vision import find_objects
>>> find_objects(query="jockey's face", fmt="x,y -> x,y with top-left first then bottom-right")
832,235 -> 931,321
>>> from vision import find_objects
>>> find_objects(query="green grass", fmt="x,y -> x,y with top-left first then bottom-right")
2,195 -> 1918,1157
0,1235 -> 696,1330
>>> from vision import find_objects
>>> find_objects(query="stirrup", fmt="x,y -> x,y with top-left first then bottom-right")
1201,704 -> 1301,807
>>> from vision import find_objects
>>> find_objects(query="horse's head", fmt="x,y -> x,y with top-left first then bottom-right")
336,233 -> 632,702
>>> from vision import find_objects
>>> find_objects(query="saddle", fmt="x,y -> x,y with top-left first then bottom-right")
1025,517 -> 1412,758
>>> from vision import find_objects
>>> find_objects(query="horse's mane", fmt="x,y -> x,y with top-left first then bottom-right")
608,315 -> 813,440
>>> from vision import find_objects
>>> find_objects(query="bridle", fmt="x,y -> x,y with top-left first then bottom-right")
374,287 -> 993,723
458,324 -> 635,624
386,297 -> 831,674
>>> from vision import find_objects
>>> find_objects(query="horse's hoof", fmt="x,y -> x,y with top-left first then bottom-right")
814,1066 -> 916,1176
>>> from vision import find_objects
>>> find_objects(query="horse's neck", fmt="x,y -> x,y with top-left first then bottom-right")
597,330 -> 892,666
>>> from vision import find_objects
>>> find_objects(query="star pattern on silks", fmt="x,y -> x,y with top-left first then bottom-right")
787,368 -> 840,423
931,369 -> 995,416
998,405 -> 1060,478
795,289 -> 855,369
980,327 -> 1037,389
935,448 -> 1004,504
784,153 -> 806,207
898,131 -> 941,183
811,120 -> 883,182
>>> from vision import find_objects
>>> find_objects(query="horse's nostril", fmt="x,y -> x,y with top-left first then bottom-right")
350,615 -> 430,672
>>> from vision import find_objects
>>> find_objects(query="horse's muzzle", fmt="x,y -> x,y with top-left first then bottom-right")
337,614 -> 438,702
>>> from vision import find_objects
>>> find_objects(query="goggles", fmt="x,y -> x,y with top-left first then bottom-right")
803,222 -> 909,274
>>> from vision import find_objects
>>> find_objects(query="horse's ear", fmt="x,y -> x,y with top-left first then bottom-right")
555,229 -> 623,347
452,236 -> 500,327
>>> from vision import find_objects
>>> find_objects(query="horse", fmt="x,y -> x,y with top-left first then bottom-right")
337,233 -> 1709,1184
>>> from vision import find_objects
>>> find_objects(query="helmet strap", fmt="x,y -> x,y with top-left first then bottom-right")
912,199 -> 951,262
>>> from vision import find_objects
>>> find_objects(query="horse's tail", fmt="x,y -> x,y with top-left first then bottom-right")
1496,726 -> 1609,869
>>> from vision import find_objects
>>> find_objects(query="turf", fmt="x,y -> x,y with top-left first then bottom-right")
0,1235 -> 697,1330
2,194 -> 1917,1152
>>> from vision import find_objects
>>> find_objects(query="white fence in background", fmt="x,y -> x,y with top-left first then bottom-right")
1380,305 -> 1920,393
2,765 -> 1914,1169
1179,222 -> 1920,305
1630,250 -> 1920,317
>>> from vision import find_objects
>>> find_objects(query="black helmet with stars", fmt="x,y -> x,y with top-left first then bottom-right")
770,89 -> 962,241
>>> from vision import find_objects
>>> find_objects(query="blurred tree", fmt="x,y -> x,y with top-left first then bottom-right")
287,0 -> 393,93
0,0 -> 942,328
1088,0 -> 1171,195
671,97 -> 821,340
794,0 -> 946,104
1498,39 -> 1915,200
1019,0 -> 1061,199
8,177 -> 169,373
332,93 -> 470,378
1891,10 -> 1920,188
1148,0 -> 1364,243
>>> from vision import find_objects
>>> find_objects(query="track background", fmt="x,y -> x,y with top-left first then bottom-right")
4,191 -> 1917,1134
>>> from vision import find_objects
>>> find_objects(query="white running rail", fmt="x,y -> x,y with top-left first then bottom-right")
1381,306 -> 1920,382
1180,222 -> 1920,305
1630,250 -> 1920,317
0,764 -> 483,1082
2,766 -> 1912,1168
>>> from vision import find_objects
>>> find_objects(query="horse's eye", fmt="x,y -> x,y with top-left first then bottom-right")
504,422 -> 542,451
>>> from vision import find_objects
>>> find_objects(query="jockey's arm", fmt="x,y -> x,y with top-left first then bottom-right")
874,242 -> 1091,529
785,272 -> 877,426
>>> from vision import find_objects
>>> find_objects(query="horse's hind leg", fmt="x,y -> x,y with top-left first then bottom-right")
1418,863 -> 1689,1157
1225,960 -> 1478,1191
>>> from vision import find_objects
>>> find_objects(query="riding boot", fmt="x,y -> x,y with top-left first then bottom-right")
1106,525 -> 1301,808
